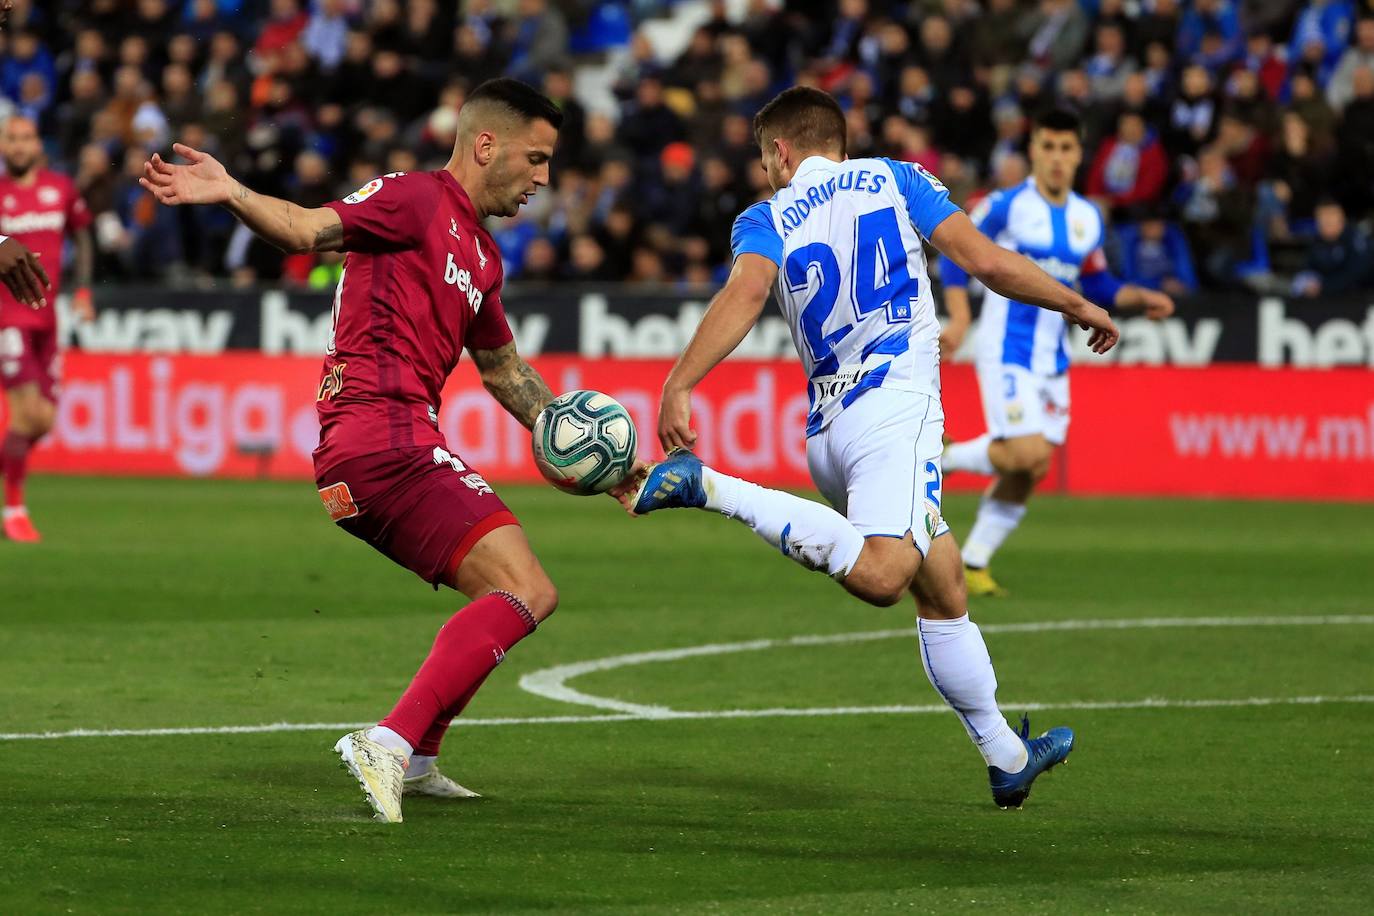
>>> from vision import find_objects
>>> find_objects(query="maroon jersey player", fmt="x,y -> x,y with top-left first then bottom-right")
142,79 -> 596,823
0,116 -> 96,543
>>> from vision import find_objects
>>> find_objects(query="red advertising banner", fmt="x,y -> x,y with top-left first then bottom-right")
9,354 -> 1373,501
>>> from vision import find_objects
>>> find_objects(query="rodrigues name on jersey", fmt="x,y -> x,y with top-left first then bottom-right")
939,179 -> 1122,377
730,156 -> 960,437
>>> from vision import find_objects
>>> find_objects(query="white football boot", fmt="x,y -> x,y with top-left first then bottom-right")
404,768 -> 481,799
333,730 -> 407,823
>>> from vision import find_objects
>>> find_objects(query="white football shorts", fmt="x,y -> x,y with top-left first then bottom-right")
806,388 -> 950,557
976,362 -> 1071,445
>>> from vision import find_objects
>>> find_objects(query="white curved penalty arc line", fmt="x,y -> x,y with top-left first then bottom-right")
517,614 -> 1374,717
3,694 -> 1374,741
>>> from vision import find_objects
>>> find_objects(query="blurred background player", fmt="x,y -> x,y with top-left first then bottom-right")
630,88 -> 1119,809
0,115 -> 95,543
939,110 -> 1175,597
141,79 -> 576,824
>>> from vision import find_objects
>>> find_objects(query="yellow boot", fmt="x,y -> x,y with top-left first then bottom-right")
964,566 -> 1009,598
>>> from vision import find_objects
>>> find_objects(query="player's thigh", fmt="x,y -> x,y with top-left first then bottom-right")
315,446 -> 537,602
908,530 -> 966,620
4,381 -> 51,435
452,523 -> 558,622
832,389 -> 949,558
988,432 -> 1055,476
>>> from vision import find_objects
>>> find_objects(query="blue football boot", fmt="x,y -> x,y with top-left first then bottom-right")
988,715 -> 1075,809
631,448 -> 708,515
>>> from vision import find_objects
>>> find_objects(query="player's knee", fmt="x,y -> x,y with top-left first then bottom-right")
512,575 -> 558,621
26,403 -> 55,437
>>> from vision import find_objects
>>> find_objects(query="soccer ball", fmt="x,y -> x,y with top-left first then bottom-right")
531,390 -> 637,495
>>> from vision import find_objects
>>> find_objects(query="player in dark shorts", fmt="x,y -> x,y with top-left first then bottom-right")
142,79 -> 598,823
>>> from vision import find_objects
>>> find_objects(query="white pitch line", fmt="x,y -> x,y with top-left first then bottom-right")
2,694 -> 1373,742
517,614 -> 1374,716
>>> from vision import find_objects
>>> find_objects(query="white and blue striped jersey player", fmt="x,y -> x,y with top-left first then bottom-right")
939,179 -> 1122,444
730,155 -> 962,555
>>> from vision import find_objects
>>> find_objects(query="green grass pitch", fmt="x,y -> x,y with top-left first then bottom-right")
3,476 -> 1372,914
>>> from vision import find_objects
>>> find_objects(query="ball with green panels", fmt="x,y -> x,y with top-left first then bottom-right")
531,390 -> 637,495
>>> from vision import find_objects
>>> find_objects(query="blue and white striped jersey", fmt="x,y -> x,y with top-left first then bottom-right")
940,179 -> 1121,376
730,156 -> 960,437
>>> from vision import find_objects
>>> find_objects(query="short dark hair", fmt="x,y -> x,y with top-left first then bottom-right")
1033,108 -> 1083,140
467,78 -> 564,130
752,86 -> 846,156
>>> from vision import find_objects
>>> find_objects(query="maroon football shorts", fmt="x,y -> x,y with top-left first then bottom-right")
315,445 -> 519,588
0,326 -> 60,401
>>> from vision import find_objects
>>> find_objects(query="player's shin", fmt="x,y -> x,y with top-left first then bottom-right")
2,430 -> 34,509
961,497 -> 1027,569
375,591 -> 537,760
917,615 -> 1028,773
408,672 -> 492,769
704,469 -> 864,578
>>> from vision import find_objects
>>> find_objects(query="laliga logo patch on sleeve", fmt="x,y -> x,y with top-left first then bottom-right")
343,177 -> 384,204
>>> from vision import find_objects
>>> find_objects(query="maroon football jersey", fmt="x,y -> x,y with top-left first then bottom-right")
0,169 -> 93,330
313,170 -> 513,472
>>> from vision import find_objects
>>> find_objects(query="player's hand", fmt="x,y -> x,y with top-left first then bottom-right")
658,385 -> 697,452
939,318 -> 970,360
1138,289 -> 1175,321
139,143 -> 235,207
607,460 -> 650,515
1067,300 -> 1119,354
0,237 -> 50,308
72,286 -> 96,322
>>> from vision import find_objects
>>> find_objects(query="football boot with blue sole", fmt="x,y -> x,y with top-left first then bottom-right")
988,716 -> 1075,809
631,448 -> 708,515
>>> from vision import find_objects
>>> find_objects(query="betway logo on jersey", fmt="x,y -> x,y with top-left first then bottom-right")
1,211 -> 65,234
1031,255 -> 1080,283
444,253 -> 484,313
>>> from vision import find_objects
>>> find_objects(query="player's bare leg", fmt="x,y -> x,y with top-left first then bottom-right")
841,534 -> 923,607
947,432 -> 1055,596
337,524 -> 555,820
2,382 -> 54,542
909,531 -> 1073,807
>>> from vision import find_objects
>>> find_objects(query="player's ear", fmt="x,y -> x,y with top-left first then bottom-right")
475,131 -> 495,166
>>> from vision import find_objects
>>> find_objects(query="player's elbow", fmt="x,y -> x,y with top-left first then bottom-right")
969,249 -> 1011,289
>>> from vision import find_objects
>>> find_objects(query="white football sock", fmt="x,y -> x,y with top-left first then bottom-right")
961,497 -> 1027,569
406,754 -> 437,777
366,725 -> 413,761
2,506 -> 27,521
943,433 -> 995,475
702,468 -> 864,579
917,614 -> 1028,772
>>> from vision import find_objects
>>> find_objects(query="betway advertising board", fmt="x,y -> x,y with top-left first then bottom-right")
20,354 -> 1374,501
51,286 -> 1374,367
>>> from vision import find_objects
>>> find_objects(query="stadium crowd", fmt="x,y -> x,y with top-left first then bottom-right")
6,0 -> 1374,297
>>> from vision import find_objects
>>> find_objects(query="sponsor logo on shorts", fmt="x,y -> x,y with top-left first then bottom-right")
1006,402 -> 1024,424
318,482 -> 360,521
317,362 -> 346,401
924,498 -> 941,540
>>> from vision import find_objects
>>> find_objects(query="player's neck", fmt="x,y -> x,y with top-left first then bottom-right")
5,166 -> 38,187
1033,177 -> 1069,206
444,161 -> 491,220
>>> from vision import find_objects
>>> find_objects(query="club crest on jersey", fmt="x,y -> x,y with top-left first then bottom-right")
445,252 -> 484,313
343,178 -> 383,204
38,186 -> 62,206
474,237 -> 488,270
318,482 -> 359,521
449,217 -> 461,240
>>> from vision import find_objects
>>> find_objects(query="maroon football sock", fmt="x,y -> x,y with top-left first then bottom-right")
2,431 -> 33,509
411,672 -> 492,757
379,591 -> 536,748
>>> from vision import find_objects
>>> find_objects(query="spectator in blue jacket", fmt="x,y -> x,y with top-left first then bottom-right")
1292,198 -> 1372,295
1115,211 -> 1201,296
1178,0 -> 1242,67
1289,0 -> 1357,82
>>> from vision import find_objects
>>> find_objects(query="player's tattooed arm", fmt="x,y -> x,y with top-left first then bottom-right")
140,143 -> 345,254
470,342 -> 555,430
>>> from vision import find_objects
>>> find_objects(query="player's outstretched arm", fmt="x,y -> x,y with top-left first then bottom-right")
469,341 -> 555,431
659,253 -> 777,451
930,212 -> 1119,354
140,143 -> 344,254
